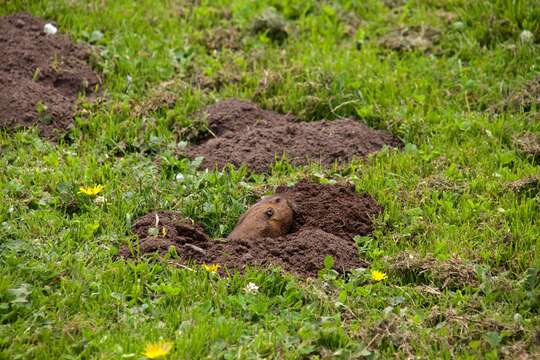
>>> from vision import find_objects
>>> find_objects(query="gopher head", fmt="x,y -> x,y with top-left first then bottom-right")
227,195 -> 294,240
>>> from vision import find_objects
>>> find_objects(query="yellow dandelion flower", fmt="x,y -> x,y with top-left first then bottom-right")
371,270 -> 388,282
202,263 -> 220,273
143,340 -> 173,359
79,184 -> 104,196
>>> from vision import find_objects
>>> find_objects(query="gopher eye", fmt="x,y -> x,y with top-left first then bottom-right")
265,208 -> 274,218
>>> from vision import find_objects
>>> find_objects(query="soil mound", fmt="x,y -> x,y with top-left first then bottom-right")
0,13 -> 99,140
276,180 -> 383,241
120,182 -> 382,277
202,98 -> 292,136
185,99 -> 402,173
207,229 -> 364,276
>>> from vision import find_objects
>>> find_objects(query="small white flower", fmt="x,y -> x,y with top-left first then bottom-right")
243,282 -> 259,294
43,23 -> 58,35
519,30 -> 534,44
126,75 -> 132,83
94,196 -> 105,205
175,173 -> 184,181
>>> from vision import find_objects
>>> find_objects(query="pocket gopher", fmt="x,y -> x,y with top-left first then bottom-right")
227,195 -> 294,240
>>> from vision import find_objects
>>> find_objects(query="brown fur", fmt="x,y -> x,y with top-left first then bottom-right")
227,195 -> 294,240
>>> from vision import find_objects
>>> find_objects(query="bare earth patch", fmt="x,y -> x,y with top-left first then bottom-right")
119,181 -> 383,277
0,13 -> 100,140
184,99 -> 402,173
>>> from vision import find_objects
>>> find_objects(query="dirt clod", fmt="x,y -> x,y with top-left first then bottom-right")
184,99 -> 402,173
379,25 -> 441,52
120,181 -> 382,277
0,13 -> 100,140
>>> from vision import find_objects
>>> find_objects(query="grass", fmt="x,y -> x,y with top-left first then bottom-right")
1,0 -> 539,358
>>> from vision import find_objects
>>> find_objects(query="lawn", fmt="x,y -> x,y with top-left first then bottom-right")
1,0 -> 539,359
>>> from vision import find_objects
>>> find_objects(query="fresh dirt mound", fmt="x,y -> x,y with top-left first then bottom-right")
201,98 -> 294,137
184,99 -> 402,173
276,180 -> 383,241
120,181 -> 382,277
0,13 -> 99,140
129,211 -> 211,255
207,229 -> 364,276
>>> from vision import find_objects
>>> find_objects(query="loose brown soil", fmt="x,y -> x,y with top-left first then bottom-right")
0,13 -> 99,140
119,181 -> 383,277
184,99 -> 402,173
275,181 -> 383,241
